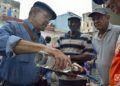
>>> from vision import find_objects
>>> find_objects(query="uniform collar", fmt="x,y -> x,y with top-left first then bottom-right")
23,19 -> 34,31
23,19 -> 41,38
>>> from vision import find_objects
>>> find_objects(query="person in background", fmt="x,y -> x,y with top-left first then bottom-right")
7,8 -> 12,17
93,0 -> 120,85
89,8 -> 120,85
93,0 -> 120,14
0,1 -> 71,86
45,36 -> 51,44
43,36 -> 52,86
56,17 -> 96,74
45,36 -> 52,47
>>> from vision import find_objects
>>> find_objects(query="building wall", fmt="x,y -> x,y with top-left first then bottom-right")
109,10 -> 120,25
0,0 -> 20,18
81,12 -> 95,33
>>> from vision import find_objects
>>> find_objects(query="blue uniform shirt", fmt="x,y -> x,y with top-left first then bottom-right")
0,19 -> 46,85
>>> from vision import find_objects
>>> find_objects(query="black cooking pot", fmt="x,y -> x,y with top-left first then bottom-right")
58,76 -> 87,86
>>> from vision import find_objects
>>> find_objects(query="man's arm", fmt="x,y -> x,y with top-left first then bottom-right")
13,40 -> 48,54
70,53 -> 95,63
13,40 -> 71,69
0,22 -> 71,69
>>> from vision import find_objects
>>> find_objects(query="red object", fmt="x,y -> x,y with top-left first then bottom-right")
109,52 -> 120,85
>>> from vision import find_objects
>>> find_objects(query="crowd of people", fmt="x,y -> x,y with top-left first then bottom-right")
0,0 -> 120,86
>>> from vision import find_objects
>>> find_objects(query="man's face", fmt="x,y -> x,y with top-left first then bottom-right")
91,13 -> 110,31
106,0 -> 120,14
68,20 -> 81,32
33,9 -> 52,31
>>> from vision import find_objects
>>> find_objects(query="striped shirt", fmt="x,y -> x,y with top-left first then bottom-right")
56,31 -> 95,56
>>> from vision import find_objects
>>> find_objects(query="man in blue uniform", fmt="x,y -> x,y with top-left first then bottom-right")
0,1 -> 71,86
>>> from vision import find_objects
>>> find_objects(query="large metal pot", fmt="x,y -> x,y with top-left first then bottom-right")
35,52 -> 89,86
58,75 -> 87,86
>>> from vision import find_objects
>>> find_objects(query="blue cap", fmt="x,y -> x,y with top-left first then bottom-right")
33,1 -> 56,20
93,0 -> 108,5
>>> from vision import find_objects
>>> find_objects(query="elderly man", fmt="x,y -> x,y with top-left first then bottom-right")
0,1 -> 71,86
89,8 -> 120,85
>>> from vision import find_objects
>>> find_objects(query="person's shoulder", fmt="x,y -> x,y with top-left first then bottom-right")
0,20 -> 17,29
58,33 -> 67,40
40,35 -> 45,39
64,32 -> 69,37
110,24 -> 120,30
58,34 -> 65,40
81,33 -> 92,39
81,33 -> 91,36
112,24 -> 120,29
6,20 -> 18,24
6,20 -> 22,27
111,24 -> 120,33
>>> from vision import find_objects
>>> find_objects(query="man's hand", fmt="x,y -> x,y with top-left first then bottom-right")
72,62 -> 84,73
13,40 -> 71,70
48,48 -> 72,70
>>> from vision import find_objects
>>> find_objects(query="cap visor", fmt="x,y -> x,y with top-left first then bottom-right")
88,12 -> 97,17
88,12 -> 104,17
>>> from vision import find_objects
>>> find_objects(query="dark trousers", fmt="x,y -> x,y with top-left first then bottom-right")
3,79 -> 48,86
3,81 -> 35,86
